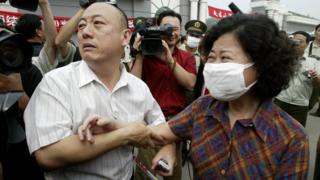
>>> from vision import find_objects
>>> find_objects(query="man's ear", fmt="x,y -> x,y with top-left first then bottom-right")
121,29 -> 132,46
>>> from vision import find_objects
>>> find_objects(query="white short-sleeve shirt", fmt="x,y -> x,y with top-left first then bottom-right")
24,61 -> 165,180
276,56 -> 320,106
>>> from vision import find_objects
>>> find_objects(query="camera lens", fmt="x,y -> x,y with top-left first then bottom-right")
0,39 -> 24,69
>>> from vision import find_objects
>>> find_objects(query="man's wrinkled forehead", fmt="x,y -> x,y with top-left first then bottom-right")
83,2 -> 117,18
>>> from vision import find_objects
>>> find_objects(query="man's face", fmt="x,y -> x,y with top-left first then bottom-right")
160,16 -> 180,48
293,34 -> 308,56
77,3 -> 129,62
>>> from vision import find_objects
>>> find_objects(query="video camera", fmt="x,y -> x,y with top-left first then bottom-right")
79,0 -> 117,8
0,0 -> 39,11
0,30 -> 33,75
134,18 -> 173,56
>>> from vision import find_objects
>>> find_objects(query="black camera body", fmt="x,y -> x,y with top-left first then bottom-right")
79,0 -> 116,8
0,30 -> 33,74
0,0 -> 39,11
135,20 -> 173,56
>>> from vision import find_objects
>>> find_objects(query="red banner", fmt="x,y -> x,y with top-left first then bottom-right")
0,10 -> 70,31
208,6 -> 233,19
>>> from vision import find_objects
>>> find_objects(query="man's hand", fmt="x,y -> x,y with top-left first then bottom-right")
78,115 -> 164,147
159,40 -> 175,69
78,115 -> 124,143
38,0 -> 49,5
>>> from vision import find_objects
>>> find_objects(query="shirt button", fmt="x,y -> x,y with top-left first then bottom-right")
221,169 -> 226,175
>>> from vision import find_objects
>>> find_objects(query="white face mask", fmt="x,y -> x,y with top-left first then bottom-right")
186,36 -> 201,48
203,62 -> 256,101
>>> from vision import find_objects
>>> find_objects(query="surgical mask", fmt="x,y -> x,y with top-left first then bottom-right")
186,36 -> 201,48
203,62 -> 256,101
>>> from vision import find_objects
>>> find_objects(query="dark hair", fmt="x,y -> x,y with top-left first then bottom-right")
15,14 -> 41,39
315,24 -> 320,31
200,14 -> 298,101
292,31 -> 311,43
157,10 -> 182,25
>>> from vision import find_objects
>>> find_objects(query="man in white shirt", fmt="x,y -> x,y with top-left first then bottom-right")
24,3 -> 174,180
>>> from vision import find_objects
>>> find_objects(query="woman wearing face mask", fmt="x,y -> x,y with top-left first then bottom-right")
149,14 -> 309,179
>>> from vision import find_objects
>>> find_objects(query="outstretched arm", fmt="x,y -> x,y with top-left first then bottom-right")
55,8 -> 84,59
39,0 -> 57,65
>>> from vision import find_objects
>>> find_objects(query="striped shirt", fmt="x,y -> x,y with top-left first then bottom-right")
168,96 -> 309,179
24,61 -> 165,180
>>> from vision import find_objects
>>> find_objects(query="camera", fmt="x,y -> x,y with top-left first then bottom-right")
302,71 -> 312,79
0,0 -> 39,11
79,0 -> 116,8
0,30 -> 33,75
134,18 -> 173,56
155,159 -> 170,173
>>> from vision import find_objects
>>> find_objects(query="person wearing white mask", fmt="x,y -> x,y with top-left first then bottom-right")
147,14 -> 309,178
180,20 -> 207,72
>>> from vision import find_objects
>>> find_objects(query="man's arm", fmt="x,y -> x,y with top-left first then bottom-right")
55,8 -> 84,59
162,41 -> 196,90
39,0 -> 57,65
34,124 -> 146,170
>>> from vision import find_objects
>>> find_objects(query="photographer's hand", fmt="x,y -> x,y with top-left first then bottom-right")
133,36 -> 142,53
161,40 -> 175,70
0,73 -> 23,92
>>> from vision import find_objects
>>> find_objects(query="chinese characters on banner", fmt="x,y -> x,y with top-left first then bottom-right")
0,10 -> 136,31
0,10 -> 70,31
208,6 -> 233,19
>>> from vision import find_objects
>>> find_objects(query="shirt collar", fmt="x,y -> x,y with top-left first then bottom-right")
78,61 -> 129,90
207,99 -> 276,142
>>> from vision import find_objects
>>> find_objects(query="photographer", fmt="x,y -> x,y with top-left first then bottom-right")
14,0 -> 60,75
130,10 -> 196,180
0,26 -> 44,179
275,31 -> 320,127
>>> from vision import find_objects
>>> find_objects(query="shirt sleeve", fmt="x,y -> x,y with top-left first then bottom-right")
275,132 -> 309,179
56,43 -> 77,64
168,103 -> 194,140
32,48 -> 59,75
24,74 -> 73,154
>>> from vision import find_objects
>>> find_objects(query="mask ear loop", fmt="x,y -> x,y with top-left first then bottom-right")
243,62 -> 257,88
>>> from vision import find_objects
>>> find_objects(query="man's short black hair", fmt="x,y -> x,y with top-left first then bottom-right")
15,14 -> 42,39
157,10 -> 182,25
292,31 -> 311,43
